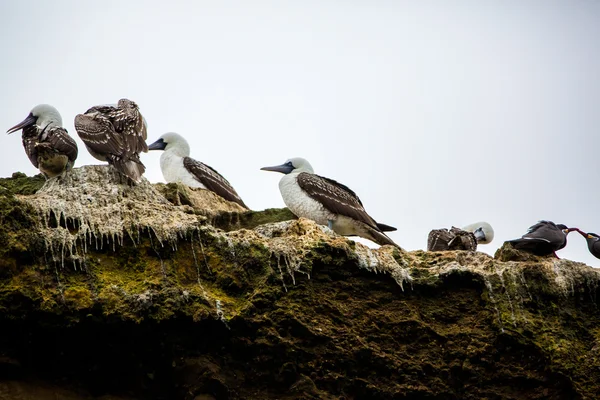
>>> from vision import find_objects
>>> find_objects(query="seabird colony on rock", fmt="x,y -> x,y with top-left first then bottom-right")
261,157 -> 400,248
10,99 -> 600,259
506,220 -> 573,258
74,99 -> 148,182
7,104 -> 78,178
148,132 -> 248,209
427,222 -> 494,252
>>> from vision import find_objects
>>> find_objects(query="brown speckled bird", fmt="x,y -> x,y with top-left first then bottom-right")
7,104 -> 78,178
74,98 -> 148,182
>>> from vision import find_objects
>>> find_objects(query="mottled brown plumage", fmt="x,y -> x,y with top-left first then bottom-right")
297,172 -> 381,232
427,227 -> 477,251
183,157 -> 248,209
74,99 -> 148,181
7,104 -> 78,178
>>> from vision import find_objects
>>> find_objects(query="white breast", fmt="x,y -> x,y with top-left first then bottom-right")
160,151 -> 206,189
278,173 -> 334,225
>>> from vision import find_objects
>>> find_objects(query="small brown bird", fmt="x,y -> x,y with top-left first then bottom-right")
74,99 -> 148,182
7,104 -> 78,178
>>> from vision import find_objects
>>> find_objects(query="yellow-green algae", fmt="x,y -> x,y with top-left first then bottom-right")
0,168 -> 599,399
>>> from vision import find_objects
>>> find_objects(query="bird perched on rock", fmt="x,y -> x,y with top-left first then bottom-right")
261,157 -> 399,248
148,132 -> 248,209
506,220 -> 572,257
575,230 -> 600,259
428,222 -> 494,251
7,104 -> 78,178
74,99 -> 148,182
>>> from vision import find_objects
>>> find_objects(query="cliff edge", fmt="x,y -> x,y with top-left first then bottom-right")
0,166 -> 599,400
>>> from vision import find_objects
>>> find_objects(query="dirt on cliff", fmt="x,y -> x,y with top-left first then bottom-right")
0,167 -> 599,400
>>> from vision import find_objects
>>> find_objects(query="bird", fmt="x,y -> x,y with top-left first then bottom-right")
148,132 -> 248,209
261,157 -> 399,248
506,220 -> 572,257
462,221 -> 495,245
7,104 -> 78,178
427,221 -> 494,251
74,98 -> 148,182
575,230 -> 600,259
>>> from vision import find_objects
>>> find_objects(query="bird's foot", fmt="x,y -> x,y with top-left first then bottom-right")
553,251 -> 561,259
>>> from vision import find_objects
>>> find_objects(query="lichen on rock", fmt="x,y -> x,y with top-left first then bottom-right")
0,169 -> 599,399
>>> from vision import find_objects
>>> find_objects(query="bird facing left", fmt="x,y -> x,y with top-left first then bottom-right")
7,104 -> 78,178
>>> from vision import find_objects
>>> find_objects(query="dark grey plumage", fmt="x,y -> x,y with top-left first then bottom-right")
427,227 -> 477,251
7,104 -> 78,178
74,99 -> 148,181
577,231 -> 600,259
183,157 -> 248,209
507,220 -> 570,256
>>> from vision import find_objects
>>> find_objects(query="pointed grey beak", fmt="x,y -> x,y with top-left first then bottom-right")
260,163 -> 294,174
7,114 -> 37,134
148,138 -> 167,151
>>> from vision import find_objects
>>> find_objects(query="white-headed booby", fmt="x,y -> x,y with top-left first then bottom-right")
462,221 -> 494,245
261,157 -> 399,248
148,132 -> 248,209
7,104 -> 78,178
427,222 -> 494,251
507,220 -> 573,257
74,99 -> 148,182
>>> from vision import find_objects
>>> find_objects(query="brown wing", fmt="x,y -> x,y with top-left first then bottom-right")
183,157 -> 248,209
296,172 -> 379,230
427,229 -> 452,251
21,125 -> 40,168
42,127 -> 78,162
107,100 -> 147,156
74,113 -> 125,158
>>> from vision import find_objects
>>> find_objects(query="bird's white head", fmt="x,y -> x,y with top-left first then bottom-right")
462,221 -> 494,244
260,157 -> 314,175
148,132 -> 190,157
7,104 -> 62,134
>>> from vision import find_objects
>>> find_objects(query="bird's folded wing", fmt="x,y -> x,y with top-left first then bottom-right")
75,114 -> 125,157
44,127 -> 78,162
297,172 -> 379,230
183,157 -> 247,208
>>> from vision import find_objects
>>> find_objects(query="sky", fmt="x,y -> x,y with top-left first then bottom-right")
1,1 -> 599,266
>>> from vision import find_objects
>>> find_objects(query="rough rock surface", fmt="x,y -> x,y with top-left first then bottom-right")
0,166 -> 599,400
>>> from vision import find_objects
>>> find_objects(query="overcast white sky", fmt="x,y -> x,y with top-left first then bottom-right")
1,1 -> 599,266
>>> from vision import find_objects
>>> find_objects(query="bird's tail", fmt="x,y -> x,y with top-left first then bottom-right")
376,222 -> 397,232
111,157 -> 146,182
364,225 -> 402,249
506,239 -> 552,256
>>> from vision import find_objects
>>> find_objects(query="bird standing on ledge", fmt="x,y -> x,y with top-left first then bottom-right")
261,157 -> 399,248
148,132 -> 248,209
74,99 -> 148,182
506,220 -> 573,258
7,104 -> 78,178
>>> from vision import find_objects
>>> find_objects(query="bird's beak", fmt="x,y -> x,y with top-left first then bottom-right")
473,227 -> 486,243
7,115 -> 37,134
260,163 -> 294,174
148,138 -> 166,151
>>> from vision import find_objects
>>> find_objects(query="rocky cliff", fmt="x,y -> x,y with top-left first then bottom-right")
0,166 -> 599,400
